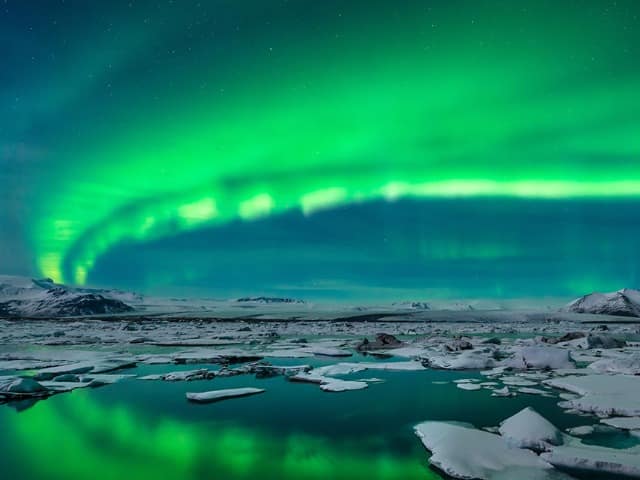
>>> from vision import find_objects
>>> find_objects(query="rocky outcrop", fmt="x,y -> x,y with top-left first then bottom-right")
356,333 -> 403,351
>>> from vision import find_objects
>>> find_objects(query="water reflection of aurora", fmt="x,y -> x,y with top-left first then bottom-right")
4,390 -> 435,480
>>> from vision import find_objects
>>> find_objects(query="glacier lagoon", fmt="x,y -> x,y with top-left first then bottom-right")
1,353 -> 638,480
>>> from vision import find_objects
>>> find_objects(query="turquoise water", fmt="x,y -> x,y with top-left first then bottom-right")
0,356 -> 634,480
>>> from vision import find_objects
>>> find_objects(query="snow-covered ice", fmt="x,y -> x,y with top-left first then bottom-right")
185,387 -> 265,403
498,407 -> 563,452
414,421 -> 570,480
545,374 -> 640,417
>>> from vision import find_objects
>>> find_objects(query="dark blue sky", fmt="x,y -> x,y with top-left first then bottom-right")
90,199 -> 640,300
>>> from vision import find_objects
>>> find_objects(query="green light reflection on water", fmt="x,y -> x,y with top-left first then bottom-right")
4,389 -> 436,480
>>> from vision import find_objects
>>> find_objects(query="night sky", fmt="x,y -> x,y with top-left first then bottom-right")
1,1 -> 639,300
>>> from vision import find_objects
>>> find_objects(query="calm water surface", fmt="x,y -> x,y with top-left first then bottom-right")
0,356 -> 631,480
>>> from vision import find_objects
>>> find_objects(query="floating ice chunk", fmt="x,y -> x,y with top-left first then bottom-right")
262,349 -> 314,358
163,369 -> 213,381
482,366 -> 509,376
566,426 -> 594,436
312,363 -> 367,376
505,347 -> 573,370
288,372 -> 329,384
173,350 -> 261,363
139,355 -> 175,365
491,386 -> 514,397
150,339 -> 240,347
545,374 -> 640,417
518,387 -> 550,396
305,346 -> 352,357
290,372 -> 371,392
33,356 -> 137,380
499,407 -> 563,452
254,364 -> 310,378
186,387 -> 265,403
414,421 -> 569,480
600,417 -> 640,430
138,374 -> 163,381
361,360 -> 426,371
312,360 -> 424,377
0,360 -> 63,371
589,354 -> 640,375
457,383 -> 482,391
426,351 -> 495,370
83,374 -> 135,385
558,393 -> 579,401
541,443 -> 640,478
384,346 -> 430,358
500,376 -> 539,387
0,377 -> 48,397
319,379 -> 368,392
553,368 -> 591,377
33,362 -> 95,380
39,381 -> 93,392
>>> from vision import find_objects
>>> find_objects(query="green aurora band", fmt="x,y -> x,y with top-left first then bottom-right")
12,1 -> 639,285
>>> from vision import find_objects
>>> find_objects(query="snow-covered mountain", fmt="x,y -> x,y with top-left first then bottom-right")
563,288 -> 640,318
0,276 -> 135,317
391,301 -> 432,310
234,296 -> 306,305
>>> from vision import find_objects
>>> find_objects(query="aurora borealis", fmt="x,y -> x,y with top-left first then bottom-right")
2,0 -> 640,299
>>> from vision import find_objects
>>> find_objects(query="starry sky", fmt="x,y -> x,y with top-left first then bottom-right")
1,0 -> 639,300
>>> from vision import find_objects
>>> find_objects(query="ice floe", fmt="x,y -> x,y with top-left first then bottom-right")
186,387 -> 265,403
588,353 -> 640,375
414,421 -> 569,479
541,443 -> 640,478
319,380 -> 368,392
416,407 -> 640,479
456,383 -> 482,391
499,407 -> 563,452
600,417 -> 640,430
504,346 -> 574,370
545,374 -> 640,417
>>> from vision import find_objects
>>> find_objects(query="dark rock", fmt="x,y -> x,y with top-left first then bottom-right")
356,333 -> 403,351
129,337 -> 151,344
254,364 -> 310,379
444,338 -> 473,352
587,334 -> 627,349
222,354 -> 264,364
543,331 -> 585,344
